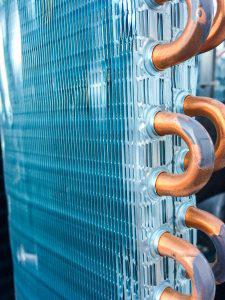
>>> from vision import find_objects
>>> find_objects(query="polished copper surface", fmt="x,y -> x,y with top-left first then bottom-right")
158,232 -> 215,300
185,206 -> 225,284
155,0 -> 168,4
184,95 -> 225,171
152,0 -> 213,70
185,206 -> 222,240
200,0 -> 225,53
154,111 -> 214,197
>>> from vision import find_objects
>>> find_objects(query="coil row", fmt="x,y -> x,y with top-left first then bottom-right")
142,1 -> 225,299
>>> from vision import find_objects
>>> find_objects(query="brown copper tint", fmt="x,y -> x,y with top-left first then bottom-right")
153,111 -> 214,197
153,0 -> 225,54
185,206 -> 225,284
154,0 -> 169,4
158,232 -> 215,300
183,95 -> 225,171
151,0 -> 213,70
199,0 -> 225,53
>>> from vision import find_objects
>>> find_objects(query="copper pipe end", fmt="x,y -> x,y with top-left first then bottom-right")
183,95 -> 225,171
200,0 -> 225,53
153,111 -> 214,197
185,206 -> 225,284
158,232 -> 215,300
151,0 -> 214,70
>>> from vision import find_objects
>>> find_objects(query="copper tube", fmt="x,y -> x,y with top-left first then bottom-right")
154,111 -> 214,197
183,95 -> 225,171
199,0 -> 225,53
185,206 -> 225,284
153,0 -> 225,54
158,232 -> 215,300
154,0 -> 168,4
151,0 -> 213,70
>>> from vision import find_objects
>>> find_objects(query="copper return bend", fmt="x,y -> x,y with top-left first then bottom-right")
158,232 -> 215,299
199,0 -> 225,53
185,206 -> 225,284
144,0 -> 214,71
151,0 -> 225,54
153,111 -> 214,197
183,95 -> 225,171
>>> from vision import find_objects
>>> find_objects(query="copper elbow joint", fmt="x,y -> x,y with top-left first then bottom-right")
200,0 -> 225,53
179,94 -> 225,171
180,205 -> 225,284
147,110 -> 214,197
143,0 -> 214,71
157,232 -> 215,299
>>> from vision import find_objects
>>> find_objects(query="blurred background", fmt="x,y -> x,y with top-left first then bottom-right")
197,44 -> 225,300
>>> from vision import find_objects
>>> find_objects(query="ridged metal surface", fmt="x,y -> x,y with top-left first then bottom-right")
0,0 -> 198,299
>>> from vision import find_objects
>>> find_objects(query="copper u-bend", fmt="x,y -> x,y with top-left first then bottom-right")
157,232 -> 215,299
182,95 -> 225,171
144,0 -> 214,71
149,0 -> 225,54
199,0 -> 225,53
151,111 -> 214,197
184,206 -> 225,284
